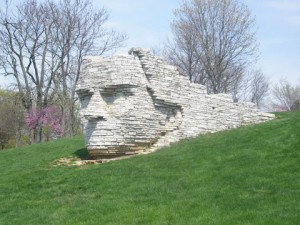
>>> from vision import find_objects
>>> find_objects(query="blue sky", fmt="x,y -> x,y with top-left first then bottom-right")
1,0 -> 299,87
99,0 -> 300,85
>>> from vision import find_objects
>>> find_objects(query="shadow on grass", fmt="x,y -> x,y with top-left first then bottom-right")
73,148 -> 90,160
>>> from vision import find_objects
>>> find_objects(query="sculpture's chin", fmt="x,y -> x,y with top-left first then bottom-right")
87,142 -> 154,159
87,148 -> 133,159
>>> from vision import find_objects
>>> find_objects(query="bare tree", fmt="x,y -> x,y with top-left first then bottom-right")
164,0 -> 258,94
164,31 -> 203,83
272,79 -> 300,111
0,0 -> 127,142
249,70 -> 269,108
0,1 -> 56,142
236,69 -> 269,108
48,0 -> 127,136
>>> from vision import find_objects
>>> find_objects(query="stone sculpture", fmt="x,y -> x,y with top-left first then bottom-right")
76,48 -> 274,159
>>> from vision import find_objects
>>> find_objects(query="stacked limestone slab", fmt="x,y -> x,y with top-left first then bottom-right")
76,47 -> 275,159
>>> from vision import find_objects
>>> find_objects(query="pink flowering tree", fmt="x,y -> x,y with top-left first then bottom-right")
25,106 -> 63,142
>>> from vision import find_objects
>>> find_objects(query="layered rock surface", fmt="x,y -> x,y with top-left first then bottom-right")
76,48 -> 275,158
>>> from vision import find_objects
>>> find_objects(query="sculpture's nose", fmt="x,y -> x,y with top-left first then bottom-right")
82,91 -> 109,122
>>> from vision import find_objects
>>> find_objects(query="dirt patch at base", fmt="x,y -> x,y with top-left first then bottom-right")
53,157 -> 104,166
53,155 -> 137,166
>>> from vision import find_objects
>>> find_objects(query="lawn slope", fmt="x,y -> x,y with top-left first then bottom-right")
0,111 -> 299,225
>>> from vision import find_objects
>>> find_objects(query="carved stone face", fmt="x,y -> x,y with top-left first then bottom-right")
76,55 -> 180,158
76,48 -> 274,159
77,85 -> 162,157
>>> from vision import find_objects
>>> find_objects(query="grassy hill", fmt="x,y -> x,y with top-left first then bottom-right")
0,111 -> 299,225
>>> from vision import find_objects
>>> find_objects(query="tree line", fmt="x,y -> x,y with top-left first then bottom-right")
0,0 -> 299,149
160,0 -> 299,110
163,0 -> 269,105
0,0 -> 127,145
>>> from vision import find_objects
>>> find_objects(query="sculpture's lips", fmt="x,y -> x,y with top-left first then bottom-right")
84,115 -> 105,121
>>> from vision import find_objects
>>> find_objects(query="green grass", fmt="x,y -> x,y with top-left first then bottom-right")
0,111 -> 299,225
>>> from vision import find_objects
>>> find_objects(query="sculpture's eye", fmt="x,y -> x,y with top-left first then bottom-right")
77,90 -> 93,109
100,86 -> 135,105
100,91 -> 116,104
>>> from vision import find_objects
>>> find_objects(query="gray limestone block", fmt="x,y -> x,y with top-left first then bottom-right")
76,47 -> 275,159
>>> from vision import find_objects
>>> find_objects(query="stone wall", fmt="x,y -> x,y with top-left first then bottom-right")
76,48 -> 275,159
